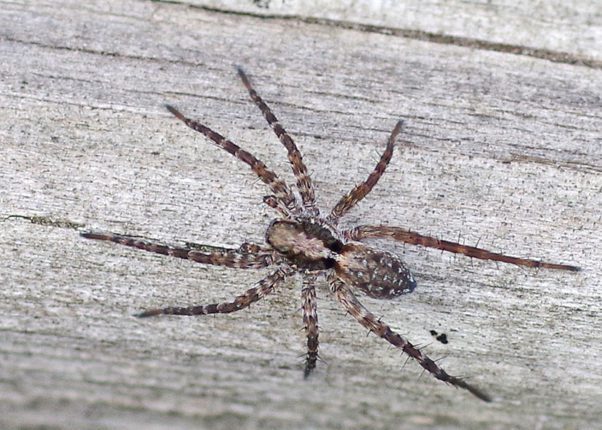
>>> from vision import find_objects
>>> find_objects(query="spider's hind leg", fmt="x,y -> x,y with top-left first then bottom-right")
344,225 -> 580,271
329,276 -> 491,402
136,266 -> 292,317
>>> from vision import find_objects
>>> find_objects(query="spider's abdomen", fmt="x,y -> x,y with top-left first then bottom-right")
335,243 -> 416,298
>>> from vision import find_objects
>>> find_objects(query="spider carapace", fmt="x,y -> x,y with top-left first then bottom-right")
82,67 -> 580,402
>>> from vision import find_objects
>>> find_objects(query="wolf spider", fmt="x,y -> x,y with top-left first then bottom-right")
82,67 -> 579,402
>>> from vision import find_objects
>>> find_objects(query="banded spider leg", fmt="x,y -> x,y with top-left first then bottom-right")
164,104 -> 300,217
326,120 -> 403,225
80,231 -> 292,317
343,225 -> 581,271
136,266 -> 293,318
301,275 -> 319,377
237,67 -> 319,216
329,275 -> 491,402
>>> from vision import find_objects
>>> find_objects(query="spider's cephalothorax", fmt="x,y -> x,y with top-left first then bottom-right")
265,219 -> 342,266
82,67 -> 580,402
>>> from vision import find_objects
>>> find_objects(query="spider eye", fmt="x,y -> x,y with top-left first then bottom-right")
327,240 -> 344,253
324,258 -> 336,269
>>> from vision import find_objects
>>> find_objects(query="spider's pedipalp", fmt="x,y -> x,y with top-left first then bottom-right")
345,225 -> 581,271
329,277 -> 491,402
328,120 -> 404,225
301,276 -> 319,377
80,231 -> 279,269
263,195 -> 290,218
135,266 -> 292,318
165,104 -> 299,215
236,67 -> 319,216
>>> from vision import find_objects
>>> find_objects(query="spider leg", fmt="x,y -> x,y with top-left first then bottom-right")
343,225 -> 580,271
301,276 -> 319,377
80,231 -> 281,269
237,67 -> 318,216
327,120 -> 404,225
165,104 -> 300,216
329,276 -> 491,402
136,266 -> 292,317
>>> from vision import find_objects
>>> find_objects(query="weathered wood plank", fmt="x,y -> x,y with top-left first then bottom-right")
1,1 -> 600,429
177,0 -> 602,63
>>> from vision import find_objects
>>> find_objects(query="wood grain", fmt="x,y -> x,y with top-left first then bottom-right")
1,1 -> 600,429
180,0 -> 602,64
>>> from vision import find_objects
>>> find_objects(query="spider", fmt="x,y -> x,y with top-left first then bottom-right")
82,67 -> 580,402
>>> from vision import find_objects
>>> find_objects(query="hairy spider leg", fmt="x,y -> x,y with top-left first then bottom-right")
237,67 -> 319,216
136,267 -> 292,317
165,104 -> 300,216
301,278 -> 319,377
329,277 -> 491,402
80,231 -> 278,269
327,120 -> 404,225
344,225 -> 580,271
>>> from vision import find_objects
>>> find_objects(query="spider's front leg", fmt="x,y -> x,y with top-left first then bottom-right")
237,67 -> 319,216
344,225 -> 580,271
81,231 -> 281,269
329,277 -> 491,402
301,276 -> 319,377
165,104 -> 300,216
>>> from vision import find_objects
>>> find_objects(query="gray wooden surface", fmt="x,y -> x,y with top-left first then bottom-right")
184,0 -> 602,63
1,1 -> 601,429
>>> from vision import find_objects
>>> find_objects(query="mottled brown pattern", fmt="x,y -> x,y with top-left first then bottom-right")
335,242 -> 416,298
82,67 -> 580,403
